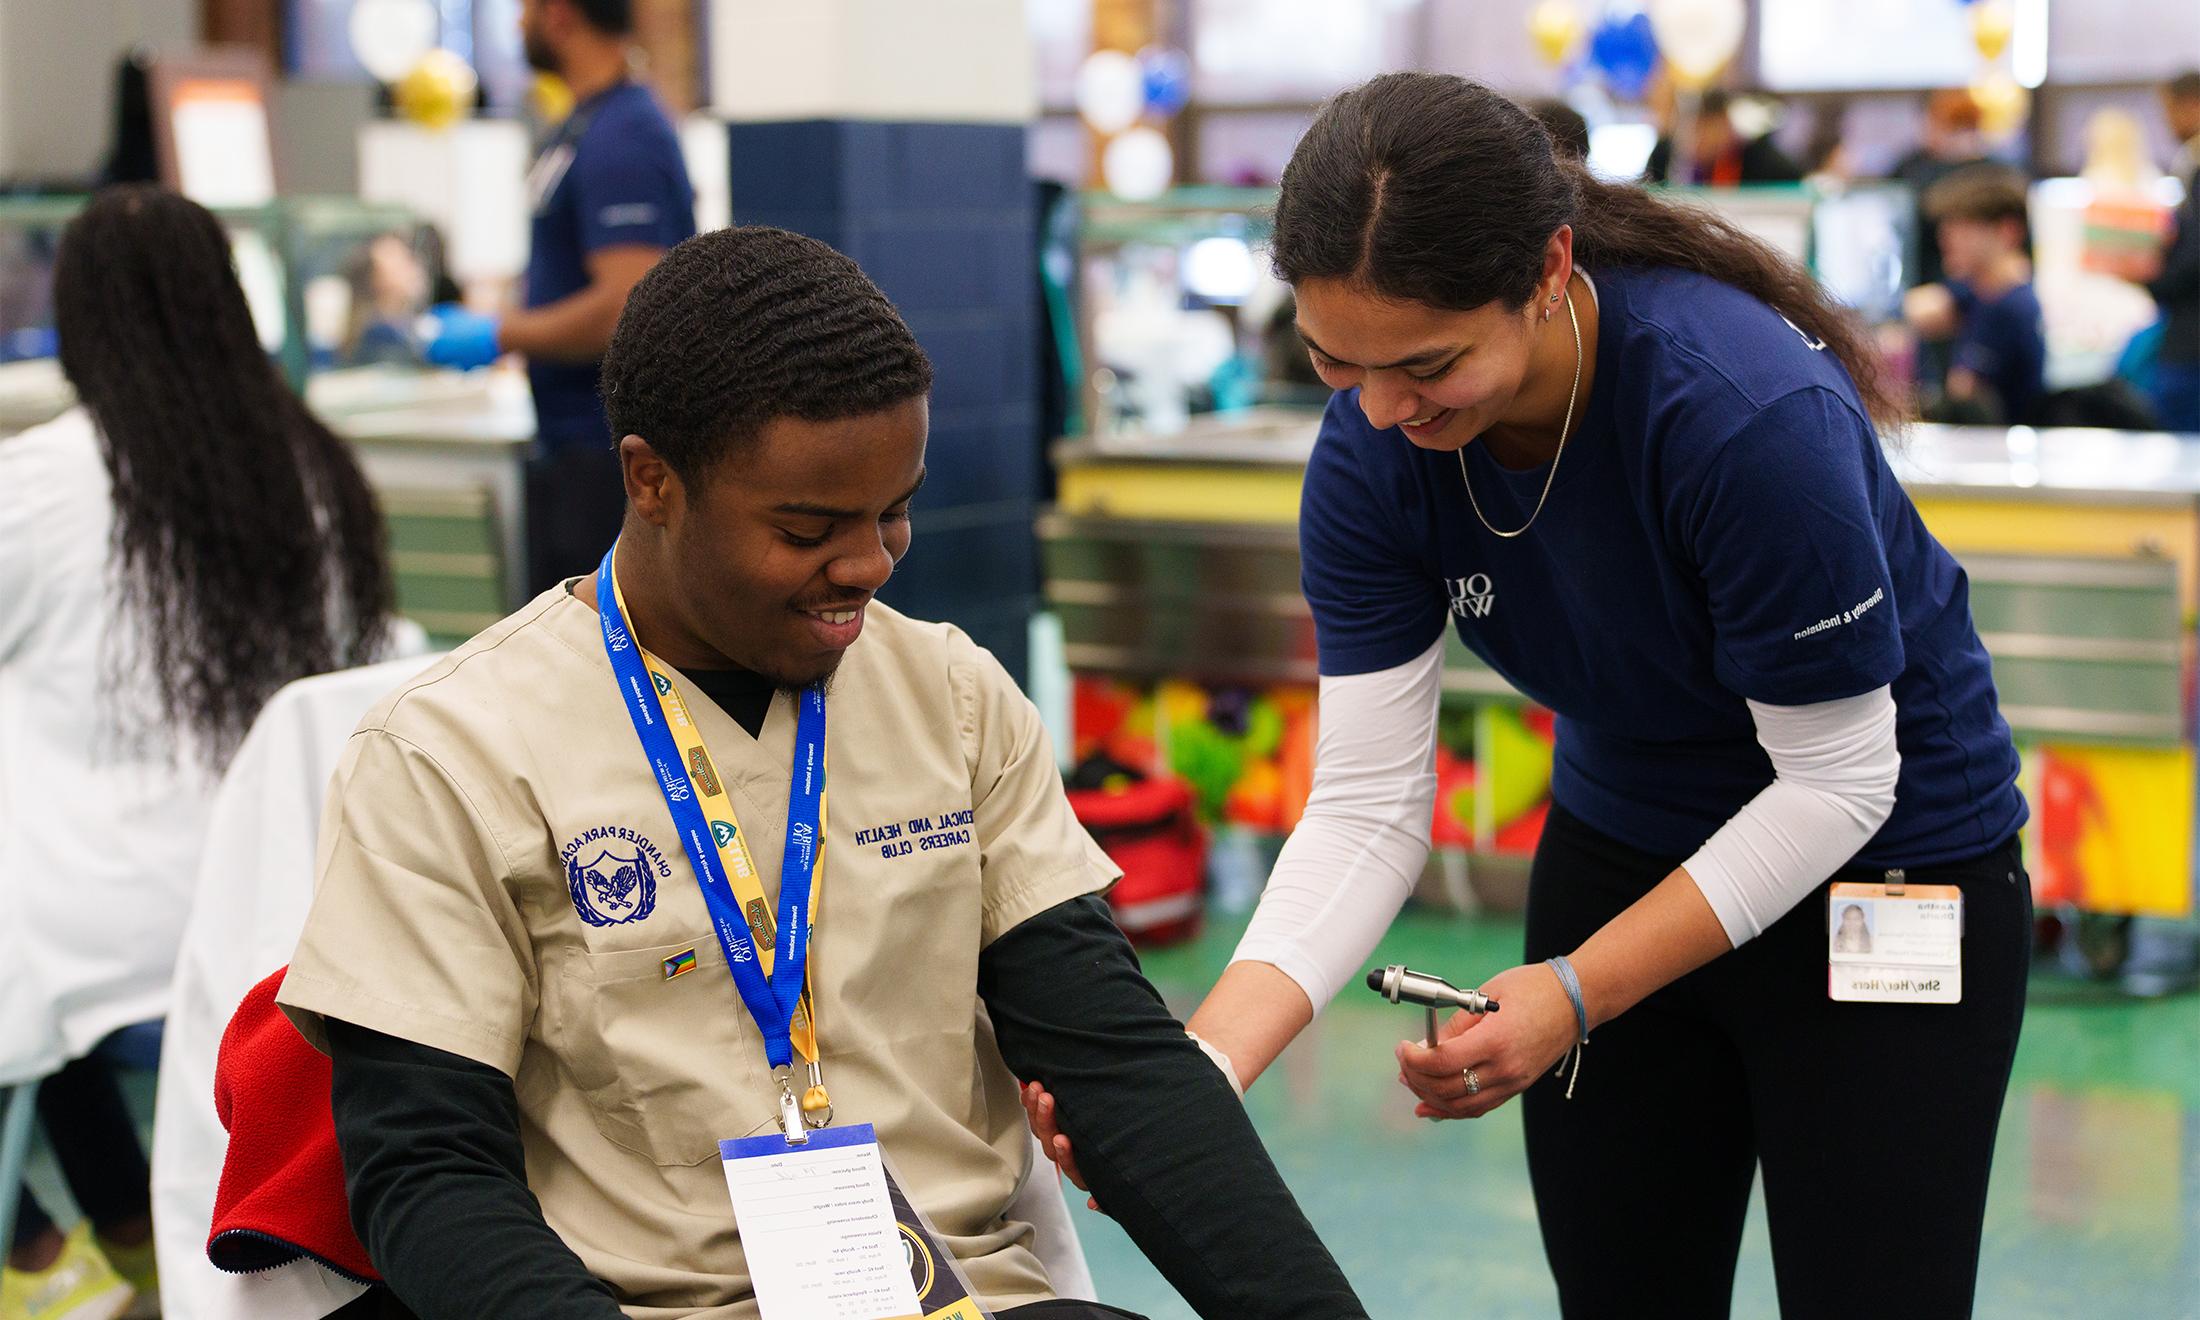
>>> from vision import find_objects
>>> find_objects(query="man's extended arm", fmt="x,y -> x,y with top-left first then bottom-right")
978,895 -> 1368,1320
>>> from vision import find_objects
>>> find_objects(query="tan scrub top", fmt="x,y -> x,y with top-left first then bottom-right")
279,587 -> 1118,1317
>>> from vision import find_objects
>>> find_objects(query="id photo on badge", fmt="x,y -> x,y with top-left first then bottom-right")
1830,899 -> 1877,958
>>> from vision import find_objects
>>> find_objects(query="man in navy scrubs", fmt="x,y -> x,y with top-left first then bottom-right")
426,0 -> 695,594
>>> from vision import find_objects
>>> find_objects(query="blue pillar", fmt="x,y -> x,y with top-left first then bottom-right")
705,0 -> 1043,685
727,120 -> 1039,683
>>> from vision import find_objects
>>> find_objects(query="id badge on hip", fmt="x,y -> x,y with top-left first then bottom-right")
1827,873 -> 1963,1004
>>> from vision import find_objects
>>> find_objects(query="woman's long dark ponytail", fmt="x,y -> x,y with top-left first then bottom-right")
1271,72 -> 1906,430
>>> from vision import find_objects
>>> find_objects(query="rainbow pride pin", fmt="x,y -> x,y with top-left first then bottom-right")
662,948 -> 698,980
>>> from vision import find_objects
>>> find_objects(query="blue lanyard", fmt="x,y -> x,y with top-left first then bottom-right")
594,545 -> 824,1071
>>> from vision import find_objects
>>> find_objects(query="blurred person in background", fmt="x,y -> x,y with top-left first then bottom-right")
2145,69 -> 2200,429
1529,99 -> 1592,163
0,187 -> 396,1320
2165,68 -> 2200,180
342,232 -> 433,367
1891,89 -> 1994,287
1904,167 -> 2047,424
2080,107 -> 2163,195
98,52 -> 156,186
421,0 -> 694,593
342,226 -> 464,368
1801,99 -> 1858,186
1644,89 -> 1802,186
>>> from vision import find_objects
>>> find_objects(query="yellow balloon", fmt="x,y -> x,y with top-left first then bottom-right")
394,48 -> 477,133
1157,680 -> 1208,730
1527,0 -> 1584,66
531,71 -> 575,125
1970,72 -> 2029,141
1669,61 -> 1718,92
1971,1 -> 2014,62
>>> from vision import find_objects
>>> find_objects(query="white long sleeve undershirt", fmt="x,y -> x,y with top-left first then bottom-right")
1683,685 -> 1901,943
1230,637 -> 1902,1011
1229,640 -> 1444,1011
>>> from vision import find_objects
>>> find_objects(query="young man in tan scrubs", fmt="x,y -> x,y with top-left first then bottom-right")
276,227 -> 1367,1320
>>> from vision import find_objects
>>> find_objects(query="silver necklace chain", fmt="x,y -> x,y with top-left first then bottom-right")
1458,286 -> 1582,540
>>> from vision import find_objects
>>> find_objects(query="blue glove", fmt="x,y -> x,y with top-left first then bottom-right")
422,302 -> 502,370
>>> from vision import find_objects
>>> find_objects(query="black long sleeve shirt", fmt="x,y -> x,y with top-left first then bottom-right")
328,898 -> 1362,1319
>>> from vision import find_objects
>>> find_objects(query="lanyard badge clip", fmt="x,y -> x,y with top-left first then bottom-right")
803,1060 -> 833,1129
775,1066 -> 809,1146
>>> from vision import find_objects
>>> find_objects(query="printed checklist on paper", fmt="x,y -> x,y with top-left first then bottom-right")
720,1124 -> 924,1320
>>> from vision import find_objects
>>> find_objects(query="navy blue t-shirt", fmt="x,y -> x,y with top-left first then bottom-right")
1300,267 -> 2025,867
524,80 -> 696,450
1947,280 -> 2046,423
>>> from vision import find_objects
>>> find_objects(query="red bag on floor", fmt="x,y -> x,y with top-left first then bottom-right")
1069,773 -> 1207,947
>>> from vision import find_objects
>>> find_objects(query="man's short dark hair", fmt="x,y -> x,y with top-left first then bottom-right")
601,227 -> 934,483
1925,164 -> 2030,228
2169,69 -> 2200,102
570,0 -> 632,36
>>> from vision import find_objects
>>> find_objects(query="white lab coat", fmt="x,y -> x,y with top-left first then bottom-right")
0,408 -> 216,1087
1,407 -> 434,1319
149,656 -> 443,1320
0,407 -> 425,1086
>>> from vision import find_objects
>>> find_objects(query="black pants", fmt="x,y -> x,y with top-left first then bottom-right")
10,1053 -> 151,1251
524,442 -> 628,599
1522,804 -> 2031,1320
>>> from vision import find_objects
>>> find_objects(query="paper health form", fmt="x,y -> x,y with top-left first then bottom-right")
720,1124 -> 925,1320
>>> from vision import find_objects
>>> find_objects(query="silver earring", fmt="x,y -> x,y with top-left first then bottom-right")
1549,292 -> 1561,302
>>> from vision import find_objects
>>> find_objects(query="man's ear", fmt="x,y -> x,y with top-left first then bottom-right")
620,434 -> 681,527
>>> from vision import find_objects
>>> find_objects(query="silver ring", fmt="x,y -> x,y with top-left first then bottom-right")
1464,1068 -> 1481,1096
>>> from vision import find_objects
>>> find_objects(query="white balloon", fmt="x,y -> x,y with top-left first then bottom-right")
1076,50 -> 1146,135
1102,127 -> 1175,201
1184,235 -> 1257,303
1648,0 -> 1746,85
349,0 -> 440,85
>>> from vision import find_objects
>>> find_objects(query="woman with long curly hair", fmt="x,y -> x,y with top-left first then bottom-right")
1,185 -> 394,1317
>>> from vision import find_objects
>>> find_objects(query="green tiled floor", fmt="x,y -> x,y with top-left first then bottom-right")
22,912 -> 2193,1317
1071,910 -> 2200,1319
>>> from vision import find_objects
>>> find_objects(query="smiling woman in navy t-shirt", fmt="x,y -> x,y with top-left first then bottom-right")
1027,74 -> 2033,1318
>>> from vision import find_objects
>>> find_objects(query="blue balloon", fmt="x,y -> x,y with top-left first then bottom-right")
1139,46 -> 1192,119
1587,11 -> 1658,101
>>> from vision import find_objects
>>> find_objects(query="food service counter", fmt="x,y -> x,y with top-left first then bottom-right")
1042,411 -> 2197,923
